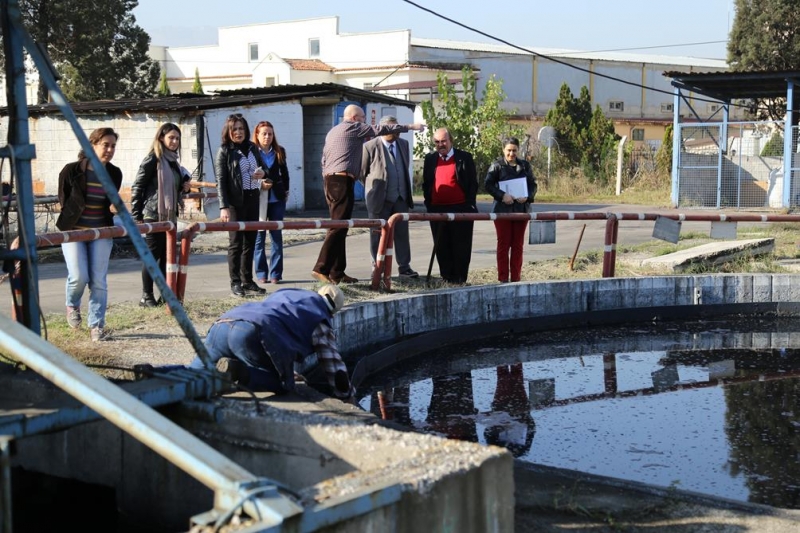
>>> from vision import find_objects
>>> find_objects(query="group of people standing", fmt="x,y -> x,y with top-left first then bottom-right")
55,107 -> 538,344
55,116 -> 291,341
315,104 -> 538,287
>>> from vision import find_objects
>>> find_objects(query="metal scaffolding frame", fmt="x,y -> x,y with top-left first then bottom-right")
0,2 -> 384,530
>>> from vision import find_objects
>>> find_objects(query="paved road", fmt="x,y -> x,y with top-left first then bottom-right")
6,202 -> 741,317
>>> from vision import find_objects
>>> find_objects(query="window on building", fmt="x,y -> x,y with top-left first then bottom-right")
632,128 -> 645,141
309,38 -> 320,58
191,149 -> 198,159
708,103 -> 721,114
661,103 -> 674,113
609,101 -> 624,112
264,77 -> 276,87
249,43 -> 258,62
190,126 -> 197,137
363,82 -> 374,90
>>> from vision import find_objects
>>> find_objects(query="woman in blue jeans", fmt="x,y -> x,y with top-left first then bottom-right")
56,127 -> 122,342
252,120 -> 290,284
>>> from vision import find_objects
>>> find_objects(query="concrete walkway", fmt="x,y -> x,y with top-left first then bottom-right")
641,238 -> 775,271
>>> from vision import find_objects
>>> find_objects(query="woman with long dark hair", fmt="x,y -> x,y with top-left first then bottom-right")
56,127 -> 122,342
214,114 -> 270,297
131,122 -> 191,307
252,120 -> 290,284
484,137 -> 537,283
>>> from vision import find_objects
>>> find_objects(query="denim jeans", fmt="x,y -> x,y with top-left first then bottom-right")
61,238 -> 113,328
254,200 -> 286,281
191,320 -> 284,392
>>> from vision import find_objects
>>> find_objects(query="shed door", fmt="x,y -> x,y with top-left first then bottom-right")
303,105 -> 335,210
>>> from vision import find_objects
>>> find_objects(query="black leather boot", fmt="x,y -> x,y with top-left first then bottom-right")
139,292 -> 158,308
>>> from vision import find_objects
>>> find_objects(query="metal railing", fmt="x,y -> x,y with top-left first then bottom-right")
371,211 -> 800,291
176,218 -> 386,302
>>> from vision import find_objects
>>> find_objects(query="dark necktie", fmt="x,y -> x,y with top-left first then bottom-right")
388,143 -> 395,161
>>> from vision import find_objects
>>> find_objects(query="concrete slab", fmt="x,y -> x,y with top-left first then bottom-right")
640,238 -> 775,272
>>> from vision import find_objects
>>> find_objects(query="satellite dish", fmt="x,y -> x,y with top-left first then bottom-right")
538,126 -> 557,148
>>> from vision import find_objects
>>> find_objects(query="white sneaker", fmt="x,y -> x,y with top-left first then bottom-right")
90,327 -> 109,342
66,306 -> 81,329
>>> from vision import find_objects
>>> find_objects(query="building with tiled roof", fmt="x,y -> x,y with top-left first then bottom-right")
151,16 -> 739,148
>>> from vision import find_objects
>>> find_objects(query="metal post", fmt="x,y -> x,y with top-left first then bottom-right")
783,80 -> 795,207
1,0 -> 40,332
602,214 -> 619,278
0,437 -> 11,533
671,88 -> 681,207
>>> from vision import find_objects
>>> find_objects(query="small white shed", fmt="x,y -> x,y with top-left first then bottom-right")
0,83 -> 415,213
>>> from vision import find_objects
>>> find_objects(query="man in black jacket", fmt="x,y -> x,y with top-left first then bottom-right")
421,128 -> 478,284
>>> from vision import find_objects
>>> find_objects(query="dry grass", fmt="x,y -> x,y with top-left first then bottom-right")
535,169 -> 672,207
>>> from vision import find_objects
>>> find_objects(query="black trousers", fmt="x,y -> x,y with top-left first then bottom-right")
428,202 -> 475,284
227,191 -> 260,285
313,175 -> 354,280
141,220 -> 166,296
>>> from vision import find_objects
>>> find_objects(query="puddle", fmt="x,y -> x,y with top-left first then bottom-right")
357,316 -> 800,508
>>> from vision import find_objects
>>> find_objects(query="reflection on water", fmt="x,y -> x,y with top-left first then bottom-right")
357,316 -> 800,508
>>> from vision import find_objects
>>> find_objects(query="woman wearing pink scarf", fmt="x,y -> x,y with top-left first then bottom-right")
131,123 -> 191,307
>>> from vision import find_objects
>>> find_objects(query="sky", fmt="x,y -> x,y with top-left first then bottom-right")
133,0 -> 735,60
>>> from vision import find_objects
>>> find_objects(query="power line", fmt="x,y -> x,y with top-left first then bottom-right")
399,0 -> 755,111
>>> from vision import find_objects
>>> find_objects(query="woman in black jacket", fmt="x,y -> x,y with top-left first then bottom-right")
56,127 -> 122,342
484,137 -> 537,283
131,123 -> 191,307
215,114 -> 270,297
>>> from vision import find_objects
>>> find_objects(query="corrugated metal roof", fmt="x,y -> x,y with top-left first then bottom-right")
411,37 -> 728,69
0,83 -> 415,117
665,69 -> 800,100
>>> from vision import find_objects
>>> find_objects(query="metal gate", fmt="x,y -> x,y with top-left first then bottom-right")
676,122 -> 788,209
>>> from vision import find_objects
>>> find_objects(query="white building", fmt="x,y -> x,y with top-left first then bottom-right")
156,16 -> 740,146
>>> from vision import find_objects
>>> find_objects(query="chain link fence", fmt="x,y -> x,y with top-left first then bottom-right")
675,121 -> 796,209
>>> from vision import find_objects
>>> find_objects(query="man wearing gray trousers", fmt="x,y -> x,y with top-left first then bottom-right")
360,115 -> 419,278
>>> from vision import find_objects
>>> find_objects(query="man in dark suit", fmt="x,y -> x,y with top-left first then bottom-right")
421,128 -> 478,284
360,115 -> 418,278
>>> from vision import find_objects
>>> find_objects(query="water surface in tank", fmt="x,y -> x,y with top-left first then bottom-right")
357,315 -> 800,508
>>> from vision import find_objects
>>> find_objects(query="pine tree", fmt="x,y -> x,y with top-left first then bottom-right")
11,0 -> 160,103
157,70 -> 171,96
728,0 -> 800,119
191,68 -> 204,95
544,83 -> 620,183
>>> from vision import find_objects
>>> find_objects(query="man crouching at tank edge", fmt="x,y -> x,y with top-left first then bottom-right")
187,285 -> 354,401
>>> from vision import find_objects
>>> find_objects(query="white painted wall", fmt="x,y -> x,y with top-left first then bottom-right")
1,102 -> 305,212
10,114 -> 199,197
202,102 -> 305,213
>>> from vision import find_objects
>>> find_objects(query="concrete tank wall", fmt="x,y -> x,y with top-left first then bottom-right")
13,273 -> 800,531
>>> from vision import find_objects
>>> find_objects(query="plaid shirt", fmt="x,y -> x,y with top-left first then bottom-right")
312,321 -> 354,398
322,120 -> 408,178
